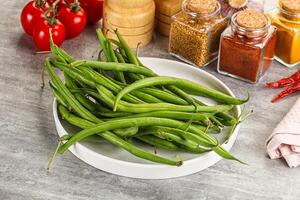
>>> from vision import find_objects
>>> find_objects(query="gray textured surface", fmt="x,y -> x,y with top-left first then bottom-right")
1,1 -> 300,200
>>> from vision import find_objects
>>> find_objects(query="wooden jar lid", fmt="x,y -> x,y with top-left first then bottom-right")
103,28 -> 153,48
186,0 -> 217,15
103,19 -> 154,36
280,0 -> 300,12
236,9 -> 267,29
228,0 -> 248,9
154,0 -> 183,16
104,1 -> 155,28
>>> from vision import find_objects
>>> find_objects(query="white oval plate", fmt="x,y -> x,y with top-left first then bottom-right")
53,57 -> 241,179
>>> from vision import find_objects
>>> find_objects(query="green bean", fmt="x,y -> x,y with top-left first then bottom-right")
114,29 -> 139,66
53,61 -> 97,88
96,28 -> 112,61
140,88 -> 188,105
71,60 -> 156,77
59,105 -> 181,166
58,115 -> 240,162
141,127 -> 207,151
115,50 -> 126,63
114,77 -> 248,109
45,58 -> 101,123
113,126 -> 139,138
79,67 -> 164,104
59,105 -> 95,129
113,111 -> 212,125
49,32 -> 76,64
142,126 -> 212,147
215,112 -> 237,126
166,85 -> 198,110
97,85 -> 233,113
58,117 -> 218,154
106,41 -> 126,83
136,135 -> 178,150
49,83 -> 69,108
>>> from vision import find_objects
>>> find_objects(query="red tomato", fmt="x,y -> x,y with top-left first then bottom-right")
32,19 -> 65,51
57,6 -> 87,39
20,1 -> 49,36
79,0 -> 103,24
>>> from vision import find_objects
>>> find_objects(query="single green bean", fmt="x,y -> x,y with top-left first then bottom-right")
136,135 -> 178,151
106,41 -> 126,83
114,77 -> 248,109
113,110 -> 212,125
71,60 -> 156,77
140,87 -> 188,105
97,85 -> 233,113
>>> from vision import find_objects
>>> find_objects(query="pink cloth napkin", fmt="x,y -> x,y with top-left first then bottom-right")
266,98 -> 300,168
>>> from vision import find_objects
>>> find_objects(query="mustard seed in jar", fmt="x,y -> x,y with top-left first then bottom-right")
169,0 -> 228,67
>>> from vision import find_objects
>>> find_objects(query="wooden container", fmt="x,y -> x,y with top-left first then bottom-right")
154,0 -> 183,16
156,19 -> 171,37
154,0 -> 183,36
103,0 -> 155,47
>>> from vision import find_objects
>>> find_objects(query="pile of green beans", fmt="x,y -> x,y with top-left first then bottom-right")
46,29 -> 248,166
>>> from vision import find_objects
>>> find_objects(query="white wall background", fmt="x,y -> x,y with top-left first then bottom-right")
264,0 -> 277,11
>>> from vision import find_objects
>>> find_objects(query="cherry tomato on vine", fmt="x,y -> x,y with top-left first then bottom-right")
79,0 -> 103,24
32,19 -> 65,51
20,0 -> 49,36
57,5 -> 87,39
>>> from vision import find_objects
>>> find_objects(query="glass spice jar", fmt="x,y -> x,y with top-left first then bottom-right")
169,0 -> 228,67
217,9 -> 277,83
268,0 -> 300,68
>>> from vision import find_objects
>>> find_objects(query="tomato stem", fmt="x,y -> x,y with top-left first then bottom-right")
69,0 -> 81,12
36,0 -> 47,8
44,0 -> 61,25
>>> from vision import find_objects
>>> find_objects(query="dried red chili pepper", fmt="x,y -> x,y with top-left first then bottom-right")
271,82 -> 300,103
266,69 -> 300,88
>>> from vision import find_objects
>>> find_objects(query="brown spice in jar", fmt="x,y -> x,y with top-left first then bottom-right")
187,0 -> 217,14
169,11 -> 228,66
236,9 -> 267,29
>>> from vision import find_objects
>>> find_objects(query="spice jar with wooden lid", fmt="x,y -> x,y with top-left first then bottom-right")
217,9 -> 277,83
169,0 -> 229,67
218,0 -> 264,18
268,0 -> 300,68
103,0 -> 155,48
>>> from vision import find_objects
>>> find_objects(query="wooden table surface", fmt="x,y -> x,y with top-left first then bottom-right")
1,1 -> 299,200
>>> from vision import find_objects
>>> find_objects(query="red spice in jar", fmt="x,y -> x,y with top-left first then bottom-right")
217,10 -> 277,83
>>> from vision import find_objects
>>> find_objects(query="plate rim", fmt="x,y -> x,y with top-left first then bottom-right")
53,57 -> 241,179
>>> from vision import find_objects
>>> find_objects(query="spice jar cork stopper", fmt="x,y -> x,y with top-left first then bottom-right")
186,0 -> 217,14
280,0 -> 300,12
228,0 -> 248,9
236,9 -> 267,29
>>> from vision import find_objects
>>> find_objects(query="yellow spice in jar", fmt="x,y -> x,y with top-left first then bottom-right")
169,11 -> 228,67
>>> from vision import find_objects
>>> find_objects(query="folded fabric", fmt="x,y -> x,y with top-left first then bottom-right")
266,97 -> 300,168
